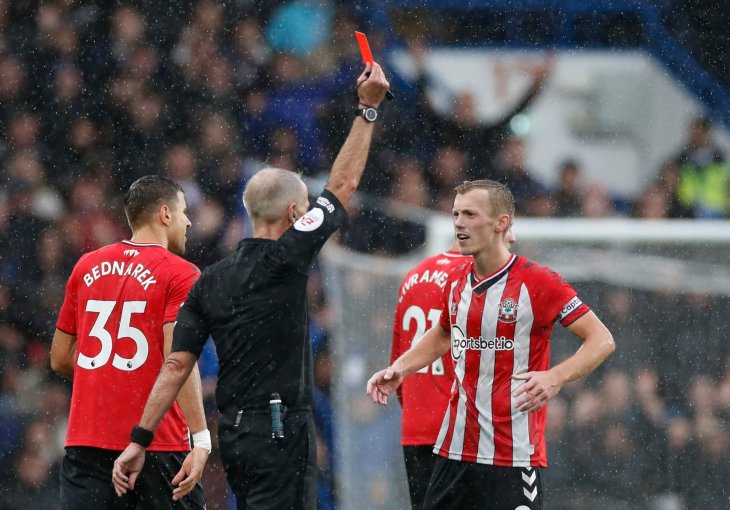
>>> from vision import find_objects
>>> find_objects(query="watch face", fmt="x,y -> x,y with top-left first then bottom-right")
364,108 -> 377,122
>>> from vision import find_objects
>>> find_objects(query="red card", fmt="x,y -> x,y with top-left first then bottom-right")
355,31 -> 374,64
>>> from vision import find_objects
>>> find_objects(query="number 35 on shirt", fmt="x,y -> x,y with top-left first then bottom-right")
79,300 -> 149,371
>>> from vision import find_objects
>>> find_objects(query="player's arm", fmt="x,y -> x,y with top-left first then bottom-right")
324,62 -> 390,207
113,280 -> 210,500
163,322 -> 206,434
513,311 -> 614,413
112,350 -> 199,497
367,324 -> 451,406
50,329 -> 76,380
161,322 -> 211,500
390,300 -> 404,402
487,56 -> 553,131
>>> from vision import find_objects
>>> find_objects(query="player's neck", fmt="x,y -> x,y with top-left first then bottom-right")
130,225 -> 168,249
472,245 -> 512,280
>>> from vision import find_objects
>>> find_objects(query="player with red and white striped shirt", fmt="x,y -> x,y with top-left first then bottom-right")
391,229 -> 516,510
368,180 -> 615,510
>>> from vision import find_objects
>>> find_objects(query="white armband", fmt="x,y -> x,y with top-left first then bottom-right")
191,429 -> 212,454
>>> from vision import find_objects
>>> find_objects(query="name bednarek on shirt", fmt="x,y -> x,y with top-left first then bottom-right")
82,261 -> 157,290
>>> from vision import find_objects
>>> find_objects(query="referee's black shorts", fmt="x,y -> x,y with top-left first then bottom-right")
60,446 -> 205,510
218,408 -> 316,510
422,455 -> 543,510
403,445 -> 438,510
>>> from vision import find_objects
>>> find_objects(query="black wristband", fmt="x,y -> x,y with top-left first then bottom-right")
130,424 -> 154,448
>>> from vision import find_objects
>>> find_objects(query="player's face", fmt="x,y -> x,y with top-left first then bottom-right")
168,191 -> 191,255
452,189 -> 505,256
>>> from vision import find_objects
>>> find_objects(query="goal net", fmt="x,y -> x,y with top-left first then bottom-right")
319,214 -> 730,510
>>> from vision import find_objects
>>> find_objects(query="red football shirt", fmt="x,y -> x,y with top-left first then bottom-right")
56,240 -> 200,451
391,250 -> 470,446
434,255 -> 590,467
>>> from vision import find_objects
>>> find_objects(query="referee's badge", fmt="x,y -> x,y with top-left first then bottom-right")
498,298 -> 518,323
294,208 -> 324,232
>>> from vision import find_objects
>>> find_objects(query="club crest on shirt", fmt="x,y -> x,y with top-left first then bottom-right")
498,298 -> 518,323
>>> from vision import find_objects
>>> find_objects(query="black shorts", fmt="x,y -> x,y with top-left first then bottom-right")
422,456 -> 543,510
60,446 -> 205,510
218,409 -> 316,510
403,445 -> 438,510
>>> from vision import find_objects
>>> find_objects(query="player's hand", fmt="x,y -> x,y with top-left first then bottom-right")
171,447 -> 209,501
356,62 -> 390,108
512,370 -> 562,414
366,366 -> 404,405
112,443 -> 146,497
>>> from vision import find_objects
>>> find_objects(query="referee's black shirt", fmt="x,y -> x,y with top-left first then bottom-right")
171,189 -> 346,413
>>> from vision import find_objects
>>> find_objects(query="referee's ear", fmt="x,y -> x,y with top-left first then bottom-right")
288,203 -> 297,225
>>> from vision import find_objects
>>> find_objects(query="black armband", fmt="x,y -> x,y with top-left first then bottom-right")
131,424 -> 154,448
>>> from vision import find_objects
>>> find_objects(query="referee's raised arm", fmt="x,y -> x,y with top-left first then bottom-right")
325,62 -> 390,206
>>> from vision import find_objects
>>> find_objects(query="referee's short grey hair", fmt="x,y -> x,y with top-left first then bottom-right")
243,167 -> 306,225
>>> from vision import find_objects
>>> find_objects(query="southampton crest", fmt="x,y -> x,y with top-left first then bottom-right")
498,298 -> 518,323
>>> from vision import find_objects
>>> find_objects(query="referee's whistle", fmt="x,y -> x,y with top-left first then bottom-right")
270,393 -> 284,439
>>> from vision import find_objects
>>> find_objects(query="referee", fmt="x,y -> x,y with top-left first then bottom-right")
113,62 -> 391,509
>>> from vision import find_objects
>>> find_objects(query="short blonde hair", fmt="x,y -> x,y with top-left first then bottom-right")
454,179 -> 515,218
243,167 -> 306,224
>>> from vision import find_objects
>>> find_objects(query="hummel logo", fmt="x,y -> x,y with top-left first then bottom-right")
124,249 -> 140,257
521,467 -> 537,503
522,470 -> 536,486
523,487 -> 537,502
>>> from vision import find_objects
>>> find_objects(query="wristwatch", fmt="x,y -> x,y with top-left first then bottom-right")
356,107 -> 378,123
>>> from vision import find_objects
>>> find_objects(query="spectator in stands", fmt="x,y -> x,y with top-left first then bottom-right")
581,183 -> 616,217
684,417 -> 730,507
265,0 -> 334,59
430,144 -> 469,212
109,5 -> 147,65
163,144 -> 204,213
390,155 -> 429,208
5,152 -> 63,222
674,115 -> 729,218
230,18 -> 271,91
407,40 -> 552,175
5,110 -> 44,159
655,159 -> 692,218
600,369 -> 633,421
629,368 -> 668,500
0,55 -> 25,123
1,420 -> 58,510
196,111 -> 243,202
554,159 -> 583,216
634,185 -> 670,219
493,136 -> 546,214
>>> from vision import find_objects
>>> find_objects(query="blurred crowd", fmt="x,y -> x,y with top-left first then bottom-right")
0,1 -> 729,509
543,284 -> 730,509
